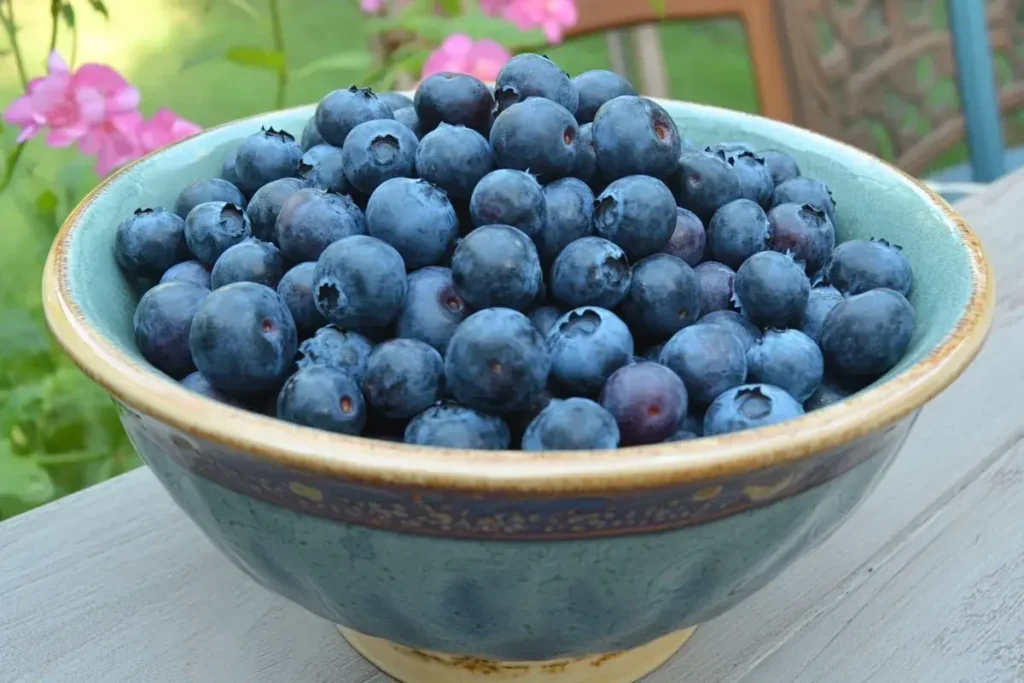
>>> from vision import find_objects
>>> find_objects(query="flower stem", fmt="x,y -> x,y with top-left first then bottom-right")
48,0 -> 60,55
3,1 -> 30,89
268,0 -> 288,109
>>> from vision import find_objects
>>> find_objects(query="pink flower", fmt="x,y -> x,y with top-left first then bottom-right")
502,0 -> 578,43
422,34 -> 511,83
78,111 -> 144,176
3,51 -> 139,147
134,108 -> 203,155
359,0 -> 412,14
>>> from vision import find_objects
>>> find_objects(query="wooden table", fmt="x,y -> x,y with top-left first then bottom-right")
3,174 -> 1023,683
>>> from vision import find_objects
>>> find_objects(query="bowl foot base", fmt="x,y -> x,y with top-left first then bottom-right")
338,625 -> 696,683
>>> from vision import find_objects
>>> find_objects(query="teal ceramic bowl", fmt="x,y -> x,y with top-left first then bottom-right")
44,100 -> 993,683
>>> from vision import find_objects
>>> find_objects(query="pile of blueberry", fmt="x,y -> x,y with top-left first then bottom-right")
117,53 -> 915,451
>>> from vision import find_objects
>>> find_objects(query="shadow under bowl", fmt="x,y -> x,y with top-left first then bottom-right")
43,99 -> 993,683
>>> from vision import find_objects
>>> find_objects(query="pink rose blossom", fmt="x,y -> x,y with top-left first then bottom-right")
502,0 -> 578,43
422,34 -> 511,83
77,111 -> 143,176
3,51 -> 140,147
134,108 -> 203,155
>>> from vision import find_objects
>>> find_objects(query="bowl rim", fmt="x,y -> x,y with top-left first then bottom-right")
42,99 -> 995,495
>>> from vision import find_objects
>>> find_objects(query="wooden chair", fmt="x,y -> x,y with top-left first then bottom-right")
567,0 -> 1013,187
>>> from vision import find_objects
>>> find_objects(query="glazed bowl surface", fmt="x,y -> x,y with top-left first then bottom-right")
43,98 -> 992,680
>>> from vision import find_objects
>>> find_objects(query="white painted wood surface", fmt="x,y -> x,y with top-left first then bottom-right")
2,174 -> 1023,682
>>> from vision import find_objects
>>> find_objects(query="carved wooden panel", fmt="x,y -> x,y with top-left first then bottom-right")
775,0 -> 1024,175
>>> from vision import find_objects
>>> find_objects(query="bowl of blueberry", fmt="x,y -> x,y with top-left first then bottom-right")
44,54 -> 992,683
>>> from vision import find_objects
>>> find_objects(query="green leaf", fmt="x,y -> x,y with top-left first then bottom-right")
224,46 -> 286,71
293,52 -> 373,80
224,0 -> 262,20
87,0 -> 110,19
0,443 -> 56,506
436,0 -> 463,14
35,188 -> 58,216
50,0 -> 62,20
61,4 -> 75,28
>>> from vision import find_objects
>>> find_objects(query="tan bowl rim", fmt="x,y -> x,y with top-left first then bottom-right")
42,100 -> 995,495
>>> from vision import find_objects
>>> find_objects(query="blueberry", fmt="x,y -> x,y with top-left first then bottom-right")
298,144 -> 351,195
174,178 -> 246,219
704,384 -> 804,435
746,329 -> 823,402
571,69 -> 637,124
115,208 -> 190,279
184,202 -> 252,266
801,285 -> 844,343
393,106 -> 423,139
698,309 -> 761,352
220,148 -> 242,188
277,365 -> 367,435
233,127 -> 302,194
396,266 -> 468,354
276,188 -> 366,263
211,238 -> 285,289
547,307 -> 633,396
573,122 -> 597,184
707,198 -> 770,270
672,149 -> 743,223
379,91 -> 414,113
771,177 -> 836,224
708,141 -> 756,156
530,305 -> 564,337
361,339 -> 445,419
414,72 -> 494,135
494,54 -> 578,116
469,169 -> 546,239
522,398 -> 619,451
819,288 -> 914,381
490,98 -> 578,182
246,177 -> 309,243
660,324 -> 747,404
593,175 -> 676,259
133,282 -> 209,379
694,261 -> 736,314
767,202 -> 835,274
803,378 -> 852,412
405,402 -> 511,450
314,235 -> 408,333
315,86 -> 394,147
665,429 -> 698,442
824,238 -> 913,297
445,308 -> 550,414
599,361 -> 688,445
731,151 -> 774,207
662,207 -> 705,266
619,254 -> 701,340
180,371 -> 243,407
451,224 -> 542,311
550,236 -> 630,309
592,96 -> 681,181
734,251 -> 810,328
539,177 -> 594,265
277,262 -> 326,339
160,260 -> 211,289
415,123 -> 494,200
300,116 -> 325,151
363,178 -> 457,270
189,282 -> 298,396
341,118 -> 418,195
759,149 -> 800,186
296,325 -> 374,382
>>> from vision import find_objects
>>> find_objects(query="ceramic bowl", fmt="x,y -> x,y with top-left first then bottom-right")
44,99 -> 993,683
